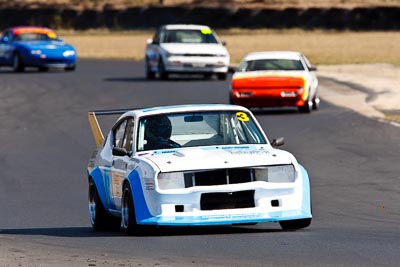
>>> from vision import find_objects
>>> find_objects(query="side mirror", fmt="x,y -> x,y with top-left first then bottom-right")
309,66 -> 317,71
221,41 -> 227,46
271,137 -> 285,147
1,36 -> 8,43
112,146 -> 130,157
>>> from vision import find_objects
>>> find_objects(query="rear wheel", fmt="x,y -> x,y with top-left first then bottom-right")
88,177 -> 119,231
298,99 -> 312,113
12,53 -> 24,72
279,218 -> 312,230
312,95 -> 320,110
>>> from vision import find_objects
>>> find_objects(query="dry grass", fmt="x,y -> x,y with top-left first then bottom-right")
4,0 -> 400,8
61,29 -> 400,65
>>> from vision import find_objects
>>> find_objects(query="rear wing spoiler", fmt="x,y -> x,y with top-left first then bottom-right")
88,109 -> 138,147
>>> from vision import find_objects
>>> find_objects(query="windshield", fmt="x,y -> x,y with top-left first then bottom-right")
15,32 -> 58,41
238,59 -> 305,72
162,29 -> 218,44
137,111 -> 267,151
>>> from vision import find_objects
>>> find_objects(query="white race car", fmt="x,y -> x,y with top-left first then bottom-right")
145,24 -> 230,80
87,104 -> 312,234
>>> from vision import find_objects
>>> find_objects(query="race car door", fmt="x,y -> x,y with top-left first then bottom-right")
110,117 -> 135,211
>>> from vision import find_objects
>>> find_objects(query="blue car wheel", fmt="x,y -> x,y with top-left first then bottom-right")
12,53 -> 24,72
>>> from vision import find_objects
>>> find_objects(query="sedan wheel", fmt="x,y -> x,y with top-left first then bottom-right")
145,59 -> 156,79
312,95 -> 320,110
88,177 -> 119,231
217,73 -> 227,80
158,59 -> 168,80
279,218 -> 312,230
121,183 -> 140,235
12,53 -> 24,72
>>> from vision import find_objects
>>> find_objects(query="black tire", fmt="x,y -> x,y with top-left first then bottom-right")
298,99 -> 312,113
217,72 -> 227,80
88,177 -> 119,231
145,59 -> 156,79
39,66 -> 49,72
121,182 -> 140,235
12,53 -> 24,72
65,65 -> 76,71
203,73 -> 213,79
279,218 -> 312,230
158,58 -> 168,80
312,95 -> 320,110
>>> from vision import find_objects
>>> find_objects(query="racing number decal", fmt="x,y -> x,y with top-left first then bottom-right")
201,28 -> 212,34
236,112 -> 249,122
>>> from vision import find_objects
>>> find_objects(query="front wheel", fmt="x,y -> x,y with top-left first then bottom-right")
145,58 -> 156,79
121,182 -> 139,235
279,218 -> 312,230
217,72 -> 227,80
158,59 -> 168,80
65,65 -> 76,71
12,53 -> 24,72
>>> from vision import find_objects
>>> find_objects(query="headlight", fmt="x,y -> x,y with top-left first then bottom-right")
63,50 -> 76,57
158,172 -> 185,189
255,165 -> 296,183
31,50 -> 41,55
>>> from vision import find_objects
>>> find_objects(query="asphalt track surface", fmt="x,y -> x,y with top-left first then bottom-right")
0,59 -> 399,267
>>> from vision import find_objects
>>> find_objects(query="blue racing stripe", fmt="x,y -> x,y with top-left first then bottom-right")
127,170 -> 153,222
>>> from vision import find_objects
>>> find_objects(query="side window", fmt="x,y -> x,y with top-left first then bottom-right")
114,120 -> 127,148
153,29 -> 161,43
301,55 -> 312,70
122,119 -> 134,152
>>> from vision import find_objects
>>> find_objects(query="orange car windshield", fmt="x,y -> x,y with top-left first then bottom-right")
239,59 -> 305,72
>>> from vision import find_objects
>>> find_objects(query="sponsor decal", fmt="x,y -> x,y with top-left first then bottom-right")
230,149 -> 270,155
145,178 -> 155,190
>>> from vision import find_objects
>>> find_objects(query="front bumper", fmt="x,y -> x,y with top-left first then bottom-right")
164,56 -> 229,74
231,88 -> 307,108
133,169 -> 311,226
24,53 -> 76,68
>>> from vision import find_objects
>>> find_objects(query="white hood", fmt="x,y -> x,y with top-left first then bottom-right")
161,43 -> 228,56
142,146 -> 293,172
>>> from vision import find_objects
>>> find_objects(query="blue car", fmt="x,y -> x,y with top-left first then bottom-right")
0,26 -> 76,72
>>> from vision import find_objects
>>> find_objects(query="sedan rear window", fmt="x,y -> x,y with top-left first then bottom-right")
238,59 -> 305,72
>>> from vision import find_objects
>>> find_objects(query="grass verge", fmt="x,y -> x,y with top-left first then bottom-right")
60,29 -> 400,65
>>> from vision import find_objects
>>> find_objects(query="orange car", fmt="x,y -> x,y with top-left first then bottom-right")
230,51 -> 319,113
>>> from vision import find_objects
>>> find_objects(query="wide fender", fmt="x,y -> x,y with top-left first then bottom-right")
299,164 -> 312,217
88,167 -> 108,210
126,169 -> 153,223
